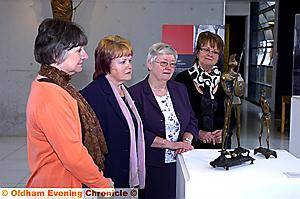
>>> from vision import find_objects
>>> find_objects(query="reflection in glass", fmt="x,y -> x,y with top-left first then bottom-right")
256,44 -> 273,66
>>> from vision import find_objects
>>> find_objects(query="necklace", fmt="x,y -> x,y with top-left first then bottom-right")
148,78 -> 168,97
149,83 -> 167,91
149,83 -> 168,97
150,86 -> 167,91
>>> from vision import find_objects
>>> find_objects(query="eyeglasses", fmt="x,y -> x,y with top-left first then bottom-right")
199,47 -> 220,56
154,60 -> 176,68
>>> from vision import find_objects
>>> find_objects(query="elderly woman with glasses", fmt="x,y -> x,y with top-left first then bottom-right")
129,42 -> 198,199
175,31 -> 228,149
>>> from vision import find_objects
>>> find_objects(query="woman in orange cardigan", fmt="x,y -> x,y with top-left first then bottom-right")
26,18 -> 113,188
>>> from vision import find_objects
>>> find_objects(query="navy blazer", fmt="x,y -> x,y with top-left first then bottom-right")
80,74 -> 130,188
129,77 -> 198,167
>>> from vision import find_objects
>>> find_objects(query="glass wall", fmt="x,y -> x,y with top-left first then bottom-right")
248,1 -> 275,103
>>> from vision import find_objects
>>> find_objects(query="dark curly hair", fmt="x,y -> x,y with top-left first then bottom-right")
194,31 -> 224,64
34,18 -> 87,65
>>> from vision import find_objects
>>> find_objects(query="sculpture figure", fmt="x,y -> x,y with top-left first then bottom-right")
50,0 -> 73,21
221,54 -> 244,151
258,89 -> 271,148
210,53 -> 255,170
50,0 -> 84,21
254,89 -> 277,158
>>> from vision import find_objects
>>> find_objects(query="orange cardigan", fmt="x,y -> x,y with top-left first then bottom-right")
26,80 -> 110,188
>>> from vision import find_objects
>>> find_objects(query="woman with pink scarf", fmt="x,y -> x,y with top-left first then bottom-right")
81,35 -> 145,189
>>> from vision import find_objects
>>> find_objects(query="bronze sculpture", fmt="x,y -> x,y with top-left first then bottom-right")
50,0 -> 73,21
221,54 -> 243,150
50,0 -> 84,21
210,53 -> 254,170
254,89 -> 277,158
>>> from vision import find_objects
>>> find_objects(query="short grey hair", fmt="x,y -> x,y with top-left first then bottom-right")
146,42 -> 178,64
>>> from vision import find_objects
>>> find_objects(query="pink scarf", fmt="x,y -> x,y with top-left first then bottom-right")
107,77 -> 145,188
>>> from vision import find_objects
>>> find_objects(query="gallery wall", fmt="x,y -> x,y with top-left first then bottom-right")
0,0 -> 225,136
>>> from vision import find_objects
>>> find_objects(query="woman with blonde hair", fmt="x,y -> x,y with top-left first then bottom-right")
81,35 -> 145,189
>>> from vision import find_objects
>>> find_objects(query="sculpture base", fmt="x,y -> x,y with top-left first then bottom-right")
210,147 -> 255,170
254,147 -> 277,159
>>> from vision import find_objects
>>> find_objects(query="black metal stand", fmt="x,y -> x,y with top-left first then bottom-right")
210,147 -> 255,170
254,147 -> 277,159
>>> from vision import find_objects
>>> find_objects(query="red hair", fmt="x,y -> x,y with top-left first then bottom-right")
93,35 -> 133,80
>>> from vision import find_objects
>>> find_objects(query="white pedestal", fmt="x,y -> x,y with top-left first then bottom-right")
289,96 -> 300,158
176,149 -> 300,199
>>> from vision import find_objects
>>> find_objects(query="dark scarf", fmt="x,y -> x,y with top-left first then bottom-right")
38,65 -> 108,170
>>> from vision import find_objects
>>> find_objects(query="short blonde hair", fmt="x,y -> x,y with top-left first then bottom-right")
93,35 -> 132,79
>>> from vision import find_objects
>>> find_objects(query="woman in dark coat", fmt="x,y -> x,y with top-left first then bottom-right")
175,31 -> 228,149
80,35 -> 145,189
129,42 -> 198,199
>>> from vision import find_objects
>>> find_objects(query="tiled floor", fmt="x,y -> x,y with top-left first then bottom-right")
0,100 -> 291,188
0,137 -> 29,188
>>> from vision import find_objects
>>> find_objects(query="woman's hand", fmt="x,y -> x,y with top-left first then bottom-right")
175,143 -> 194,154
151,136 -> 193,153
211,129 -> 222,144
167,141 -> 193,154
199,130 -> 214,144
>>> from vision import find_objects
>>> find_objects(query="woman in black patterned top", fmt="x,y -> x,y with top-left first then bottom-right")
175,31 -> 228,149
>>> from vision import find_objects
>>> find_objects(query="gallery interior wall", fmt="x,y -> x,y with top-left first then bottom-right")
225,0 -> 250,103
0,0 -> 225,136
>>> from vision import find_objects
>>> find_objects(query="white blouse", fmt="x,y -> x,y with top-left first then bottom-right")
155,92 -> 180,163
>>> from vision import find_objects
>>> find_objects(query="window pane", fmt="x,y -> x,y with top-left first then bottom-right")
264,10 -> 275,22
257,31 -> 266,44
259,14 -> 268,24
248,82 -> 272,103
259,2 -> 269,10
267,2 -> 275,7
257,46 -> 273,66
260,22 -> 270,29
249,65 -> 273,85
